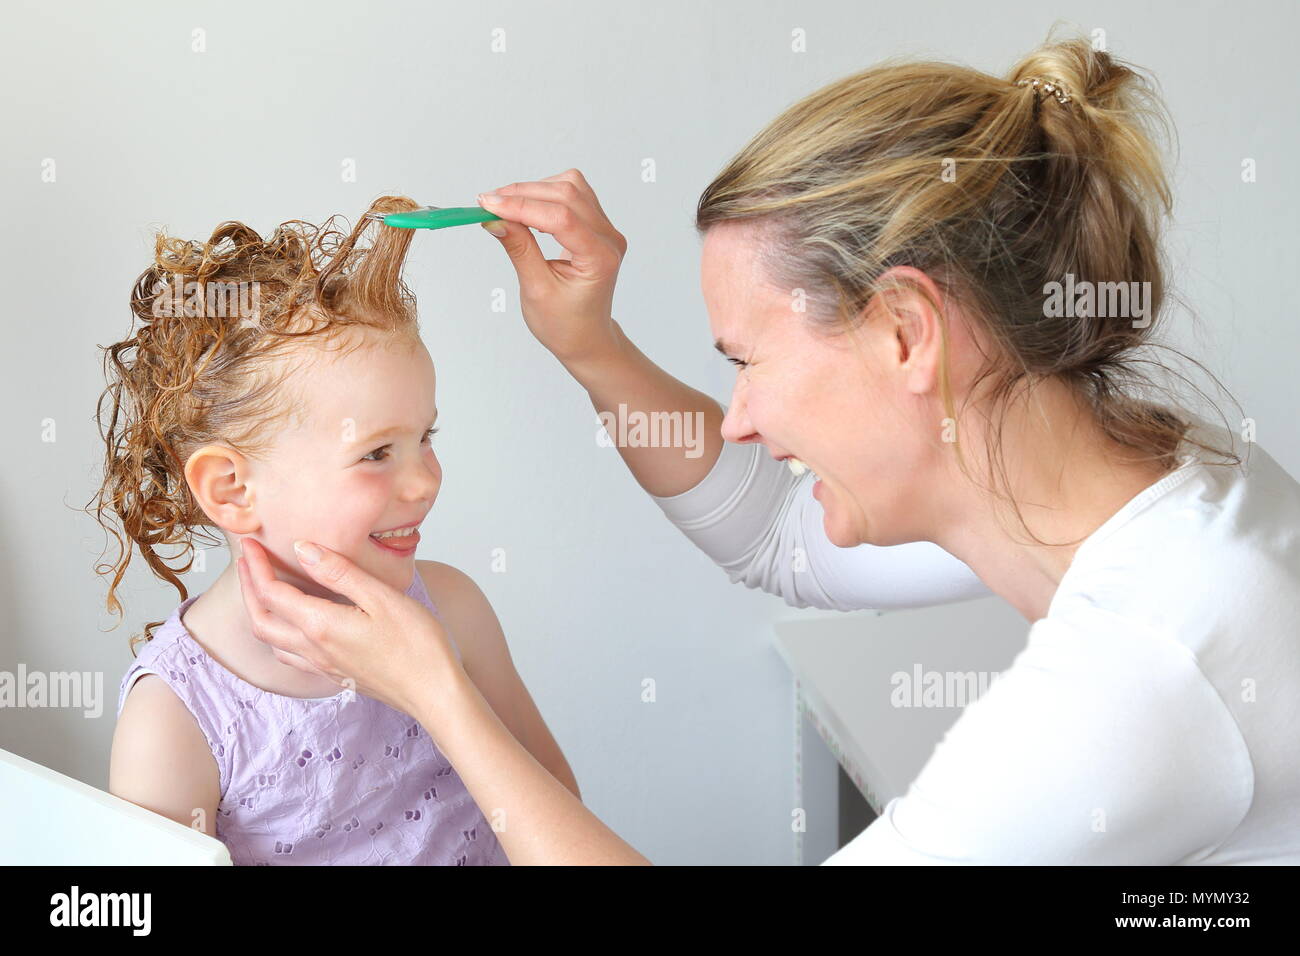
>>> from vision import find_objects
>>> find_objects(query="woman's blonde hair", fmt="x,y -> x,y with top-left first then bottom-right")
88,195 -> 422,652
696,29 -> 1243,544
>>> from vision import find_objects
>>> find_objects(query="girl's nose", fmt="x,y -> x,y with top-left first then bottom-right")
403,454 -> 442,501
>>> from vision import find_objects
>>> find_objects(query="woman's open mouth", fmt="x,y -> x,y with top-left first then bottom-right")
779,455 -> 825,499
369,523 -> 420,555
780,455 -> 820,482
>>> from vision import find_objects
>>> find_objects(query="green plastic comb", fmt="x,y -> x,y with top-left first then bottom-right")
368,206 -> 502,230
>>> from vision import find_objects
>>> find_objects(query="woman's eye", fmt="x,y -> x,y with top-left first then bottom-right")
727,357 -> 748,369
422,426 -> 440,444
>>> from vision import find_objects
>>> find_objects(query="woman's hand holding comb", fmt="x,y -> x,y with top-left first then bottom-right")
476,169 -> 627,376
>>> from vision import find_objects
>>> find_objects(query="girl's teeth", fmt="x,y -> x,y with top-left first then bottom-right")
372,526 -> 416,539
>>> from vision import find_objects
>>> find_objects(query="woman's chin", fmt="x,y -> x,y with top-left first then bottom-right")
818,486 -> 874,547
821,514 -> 863,549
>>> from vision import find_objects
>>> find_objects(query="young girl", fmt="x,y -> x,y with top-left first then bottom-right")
96,197 -> 577,865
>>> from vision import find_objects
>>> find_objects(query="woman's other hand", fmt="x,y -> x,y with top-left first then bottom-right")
477,168 -> 627,372
235,537 -> 467,721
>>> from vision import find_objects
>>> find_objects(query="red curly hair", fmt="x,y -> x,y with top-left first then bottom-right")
88,195 -> 423,652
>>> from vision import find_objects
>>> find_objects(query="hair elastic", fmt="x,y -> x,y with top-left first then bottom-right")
1016,76 -> 1073,105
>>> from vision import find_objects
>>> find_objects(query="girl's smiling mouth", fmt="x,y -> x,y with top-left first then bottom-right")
369,522 -> 421,555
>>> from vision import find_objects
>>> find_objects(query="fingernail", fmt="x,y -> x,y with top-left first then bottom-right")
480,220 -> 507,236
477,192 -> 501,206
294,540 -> 321,565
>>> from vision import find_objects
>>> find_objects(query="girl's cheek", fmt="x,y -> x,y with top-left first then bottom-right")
338,472 -> 394,524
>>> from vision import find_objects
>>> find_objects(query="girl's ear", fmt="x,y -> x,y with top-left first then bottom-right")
184,445 -> 260,534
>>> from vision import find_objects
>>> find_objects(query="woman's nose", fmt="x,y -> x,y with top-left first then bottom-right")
720,386 -> 756,444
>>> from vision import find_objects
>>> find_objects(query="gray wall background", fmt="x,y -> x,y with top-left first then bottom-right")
1,0 -> 1295,864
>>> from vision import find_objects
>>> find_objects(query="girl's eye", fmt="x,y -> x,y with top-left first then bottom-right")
361,426 -> 439,463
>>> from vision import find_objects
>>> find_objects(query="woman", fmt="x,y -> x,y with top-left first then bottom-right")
236,36 -> 1300,864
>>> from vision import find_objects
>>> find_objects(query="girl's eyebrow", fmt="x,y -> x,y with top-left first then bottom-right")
354,409 -> 439,446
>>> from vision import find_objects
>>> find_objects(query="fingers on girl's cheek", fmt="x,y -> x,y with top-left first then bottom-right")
238,558 -> 255,595
247,552 -> 268,587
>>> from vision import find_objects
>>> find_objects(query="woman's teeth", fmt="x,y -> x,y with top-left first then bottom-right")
786,457 -> 819,480
371,526 -> 417,540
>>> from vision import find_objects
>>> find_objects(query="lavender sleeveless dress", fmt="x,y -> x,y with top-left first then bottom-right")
115,568 -> 510,866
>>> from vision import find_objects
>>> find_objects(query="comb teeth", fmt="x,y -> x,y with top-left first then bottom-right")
363,205 -> 438,224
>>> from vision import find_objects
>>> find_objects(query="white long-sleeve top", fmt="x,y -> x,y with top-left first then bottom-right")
650,416 -> 1300,864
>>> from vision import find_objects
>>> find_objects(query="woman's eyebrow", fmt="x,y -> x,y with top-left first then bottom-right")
714,338 -> 740,358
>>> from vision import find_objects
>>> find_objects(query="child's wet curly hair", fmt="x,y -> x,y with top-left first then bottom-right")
89,195 -> 423,652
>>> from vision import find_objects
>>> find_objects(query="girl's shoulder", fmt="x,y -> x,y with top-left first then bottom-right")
110,672 -> 223,834
414,559 -> 506,682
415,558 -> 491,622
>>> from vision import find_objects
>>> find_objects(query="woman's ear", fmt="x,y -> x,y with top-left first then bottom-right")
184,445 -> 261,535
867,267 -> 945,396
